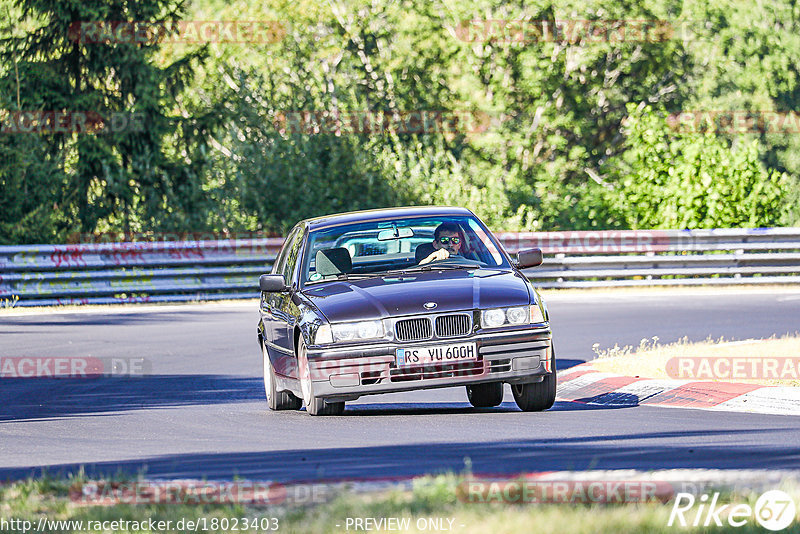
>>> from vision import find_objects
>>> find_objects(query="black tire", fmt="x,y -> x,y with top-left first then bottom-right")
511,345 -> 557,412
297,338 -> 345,416
305,395 -> 345,416
263,340 -> 302,410
466,382 -> 504,408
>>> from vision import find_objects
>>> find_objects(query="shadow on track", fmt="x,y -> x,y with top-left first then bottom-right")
0,375 -> 628,423
0,310 -> 241,328
0,375 -> 263,422
2,427 -> 796,483
0,371 -> 626,422
344,401 -> 631,416
0,353 -> 598,423
556,358 -> 587,370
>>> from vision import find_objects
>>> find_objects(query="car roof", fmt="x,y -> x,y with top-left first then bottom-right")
299,206 -> 475,231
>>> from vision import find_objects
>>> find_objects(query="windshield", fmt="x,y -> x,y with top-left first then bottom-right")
300,215 -> 510,287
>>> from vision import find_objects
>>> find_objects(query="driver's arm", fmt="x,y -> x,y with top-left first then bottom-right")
419,248 -> 450,265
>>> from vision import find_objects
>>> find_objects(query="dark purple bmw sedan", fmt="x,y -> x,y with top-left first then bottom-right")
257,206 -> 553,415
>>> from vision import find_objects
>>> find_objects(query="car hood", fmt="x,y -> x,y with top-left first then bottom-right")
301,269 -> 532,323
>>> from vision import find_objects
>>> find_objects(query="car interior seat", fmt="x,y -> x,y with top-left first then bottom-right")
414,242 -> 436,264
315,248 -> 353,277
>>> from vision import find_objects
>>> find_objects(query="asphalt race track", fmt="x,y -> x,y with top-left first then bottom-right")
2,289 -> 800,482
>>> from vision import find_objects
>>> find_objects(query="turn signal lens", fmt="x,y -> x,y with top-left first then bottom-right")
314,324 -> 333,344
530,304 -> 545,324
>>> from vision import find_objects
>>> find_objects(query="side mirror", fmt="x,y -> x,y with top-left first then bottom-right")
259,274 -> 289,292
515,248 -> 543,269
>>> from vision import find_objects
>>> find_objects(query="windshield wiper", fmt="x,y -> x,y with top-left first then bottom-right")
307,264 -> 481,284
386,263 -> 482,275
305,272 -> 382,285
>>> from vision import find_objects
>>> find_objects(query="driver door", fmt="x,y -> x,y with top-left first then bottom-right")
270,227 -> 305,378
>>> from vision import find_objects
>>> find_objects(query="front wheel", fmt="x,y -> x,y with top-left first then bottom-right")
297,338 -> 345,416
263,340 -> 302,410
466,382 -> 504,408
511,345 -> 557,412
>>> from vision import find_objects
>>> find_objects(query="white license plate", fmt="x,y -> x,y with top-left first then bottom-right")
395,342 -> 477,366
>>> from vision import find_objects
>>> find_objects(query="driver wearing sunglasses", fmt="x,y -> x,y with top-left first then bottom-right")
418,222 -> 463,265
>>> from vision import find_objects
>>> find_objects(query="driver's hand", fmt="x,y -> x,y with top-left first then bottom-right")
420,248 -> 450,265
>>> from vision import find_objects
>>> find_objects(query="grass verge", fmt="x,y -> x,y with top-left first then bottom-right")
1,475 -> 798,533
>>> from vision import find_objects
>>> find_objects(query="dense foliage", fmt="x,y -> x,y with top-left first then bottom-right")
1,0 -> 798,243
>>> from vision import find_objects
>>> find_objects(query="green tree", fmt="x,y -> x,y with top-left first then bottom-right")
3,0 -> 799,244
606,105 -> 788,229
0,0 -> 216,243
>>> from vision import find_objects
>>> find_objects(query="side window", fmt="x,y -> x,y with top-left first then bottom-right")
281,227 -> 305,285
273,226 -> 300,277
467,219 -> 503,265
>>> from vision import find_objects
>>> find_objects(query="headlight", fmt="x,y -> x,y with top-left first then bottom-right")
481,305 -> 547,328
331,320 -> 384,342
506,306 -> 528,324
357,320 -> 381,338
482,309 -> 506,328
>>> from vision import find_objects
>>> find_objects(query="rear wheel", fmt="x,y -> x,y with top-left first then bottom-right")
511,345 -> 557,412
297,338 -> 345,416
262,340 -> 302,410
466,382 -> 504,408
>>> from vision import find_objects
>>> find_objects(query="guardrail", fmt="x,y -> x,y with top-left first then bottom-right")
0,239 -> 283,307
501,228 -> 800,288
1,228 -> 799,306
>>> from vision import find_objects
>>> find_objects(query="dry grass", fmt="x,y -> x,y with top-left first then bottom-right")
590,335 -> 800,387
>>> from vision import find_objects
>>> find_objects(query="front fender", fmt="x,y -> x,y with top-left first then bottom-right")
257,319 -> 266,344
297,304 -> 327,349
531,286 -> 549,322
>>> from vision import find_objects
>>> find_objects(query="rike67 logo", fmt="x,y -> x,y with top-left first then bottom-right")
668,490 -> 797,531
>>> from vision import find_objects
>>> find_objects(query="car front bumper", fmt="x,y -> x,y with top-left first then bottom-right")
306,326 -> 552,400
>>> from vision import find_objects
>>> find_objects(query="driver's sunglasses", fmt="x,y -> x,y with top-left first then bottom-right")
438,236 -> 461,245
